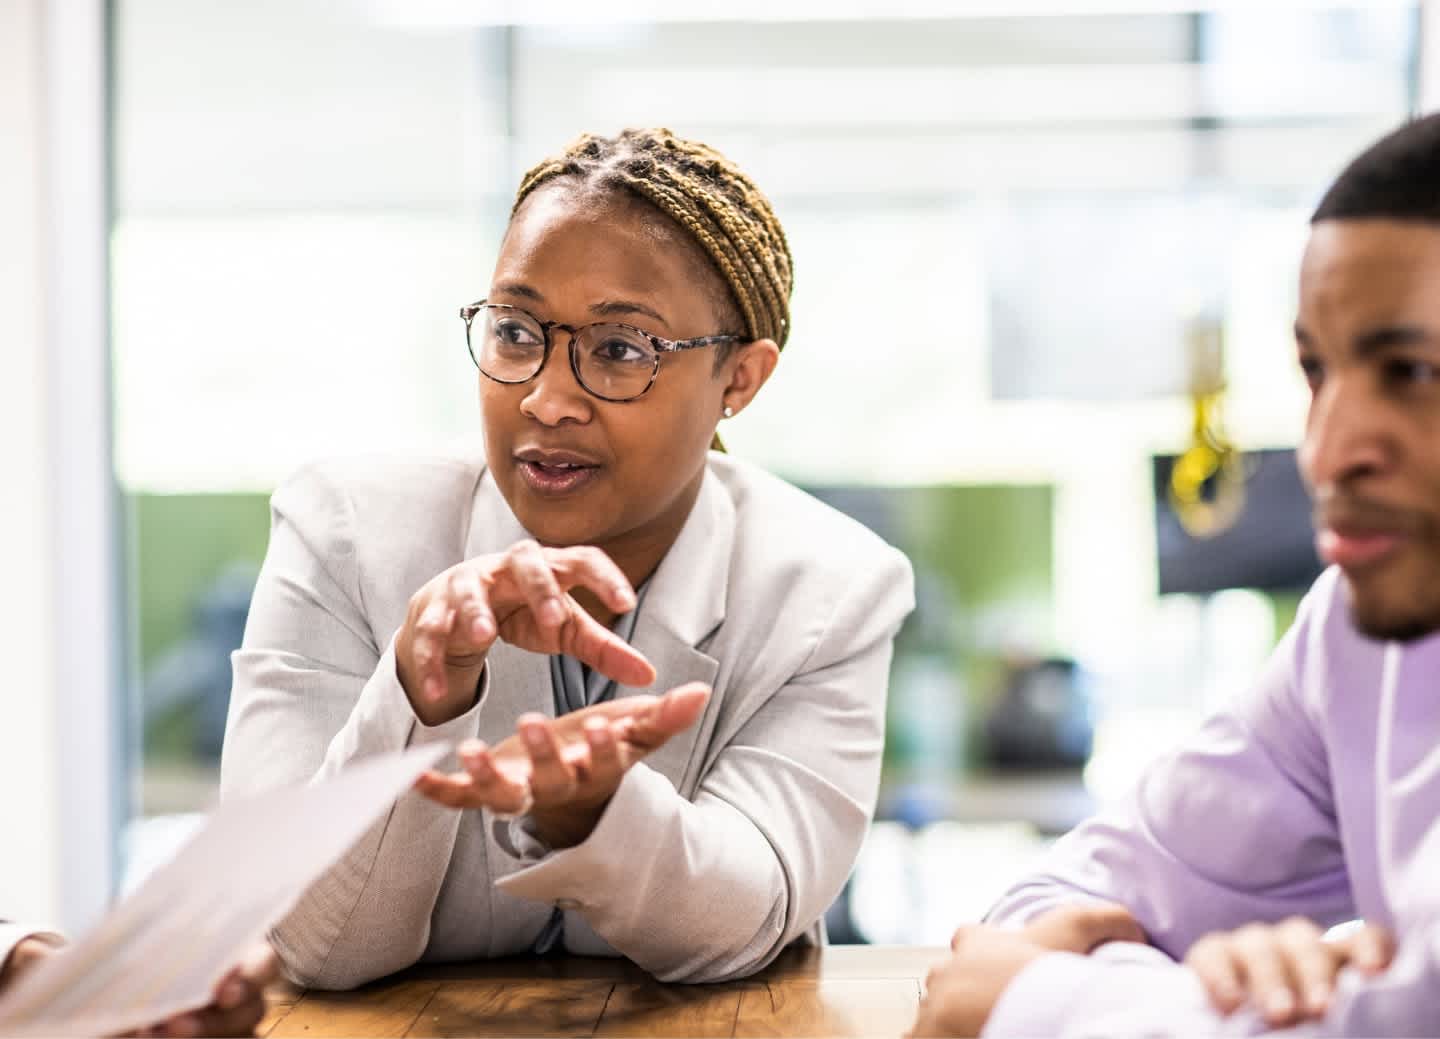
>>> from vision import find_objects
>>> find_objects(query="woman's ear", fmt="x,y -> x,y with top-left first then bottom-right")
719,338 -> 780,416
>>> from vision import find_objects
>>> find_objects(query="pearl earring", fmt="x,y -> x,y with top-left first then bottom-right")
723,405 -> 735,418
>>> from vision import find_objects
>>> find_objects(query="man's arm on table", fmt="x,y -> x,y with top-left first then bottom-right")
987,576 -> 1356,957
976,910 -> 1438,1038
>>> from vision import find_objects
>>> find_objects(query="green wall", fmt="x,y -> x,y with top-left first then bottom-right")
128,493 -> 271,669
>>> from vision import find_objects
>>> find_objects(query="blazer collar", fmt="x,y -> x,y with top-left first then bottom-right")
464,464 -> 732,795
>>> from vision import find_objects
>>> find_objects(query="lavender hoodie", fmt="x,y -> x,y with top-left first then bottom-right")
985,568 -> 1440,1036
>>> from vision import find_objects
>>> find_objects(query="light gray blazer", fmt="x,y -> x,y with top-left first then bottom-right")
220,447 -> 914,989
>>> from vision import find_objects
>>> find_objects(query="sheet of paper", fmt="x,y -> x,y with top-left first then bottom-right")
0,744 -> 447,1038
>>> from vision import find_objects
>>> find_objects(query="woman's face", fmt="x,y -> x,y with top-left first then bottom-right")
480,185 -> 773,562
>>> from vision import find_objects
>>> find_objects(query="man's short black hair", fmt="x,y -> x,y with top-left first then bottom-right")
1312,112 -> 1440,225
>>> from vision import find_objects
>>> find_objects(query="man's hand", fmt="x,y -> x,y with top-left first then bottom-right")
911,927 -> 1050,1038
1,938 -> 278,1037
414,683 -> 711,847
396,541 -> 656,727
969,902 -> 1146,955
915,904 -> 1145,1037
1185,917 -> 1394,1026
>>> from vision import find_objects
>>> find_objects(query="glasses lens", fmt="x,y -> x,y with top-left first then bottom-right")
473,306 -> 545,381
574,325 -> 659,400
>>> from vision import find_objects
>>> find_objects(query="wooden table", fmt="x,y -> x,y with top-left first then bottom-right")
260,945 -> 947,1038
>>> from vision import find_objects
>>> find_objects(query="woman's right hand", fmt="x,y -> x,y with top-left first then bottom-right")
395,540 -> 656,727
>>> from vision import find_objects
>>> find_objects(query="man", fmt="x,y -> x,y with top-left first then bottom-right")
912,112 -> 1440,1037
1,923 -> 277,1036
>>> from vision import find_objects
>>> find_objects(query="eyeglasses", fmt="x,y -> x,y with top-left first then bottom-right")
460,300 -> 745,403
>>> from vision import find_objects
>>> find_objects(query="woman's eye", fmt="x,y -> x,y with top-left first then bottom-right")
1298,356 -> 1323,390
493,321 -> 541,346
595,338 -> 647,363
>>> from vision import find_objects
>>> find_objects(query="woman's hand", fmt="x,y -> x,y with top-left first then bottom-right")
395,541 -> 656,727
415,683 -> 711,847
1184,917 -> 1394,1026
0,935 -> 64,992
1,937 -> 279,1037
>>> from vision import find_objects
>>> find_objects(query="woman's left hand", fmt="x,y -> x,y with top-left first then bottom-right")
1,938 -> 278,1037
414,683 -> 710,847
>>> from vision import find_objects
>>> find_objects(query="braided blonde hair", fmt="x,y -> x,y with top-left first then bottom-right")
512,128 -> 794,351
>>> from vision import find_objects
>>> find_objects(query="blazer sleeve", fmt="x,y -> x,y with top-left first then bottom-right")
494,547 -> 915,982
221,465 -> 488,990
985,580 -> 1354,959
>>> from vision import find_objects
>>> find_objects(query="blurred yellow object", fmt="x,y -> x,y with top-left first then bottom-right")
1168,315 -> 1246,538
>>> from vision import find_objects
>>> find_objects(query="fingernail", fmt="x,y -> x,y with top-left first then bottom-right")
524,725 -> 547,749
614,585 -> 635,609
589,726 -> 612,745
472,616 -> 493,639
426,677 -> 445,701
470,755 -> 493,780
219,980 -> 246,1008
540,598 -> 564,624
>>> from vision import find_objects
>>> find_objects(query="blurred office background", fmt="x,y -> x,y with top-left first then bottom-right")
5,0 -> 1439,940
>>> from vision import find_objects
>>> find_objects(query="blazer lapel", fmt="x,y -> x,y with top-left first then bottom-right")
621,469 -> 733,796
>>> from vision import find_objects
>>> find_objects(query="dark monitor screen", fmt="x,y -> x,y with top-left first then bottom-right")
1153,448 -> 1323,595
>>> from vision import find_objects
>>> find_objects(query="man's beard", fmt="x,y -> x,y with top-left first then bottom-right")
1348,583 -> 1440,642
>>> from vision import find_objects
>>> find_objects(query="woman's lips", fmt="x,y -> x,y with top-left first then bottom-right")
516,459 -> 600,496
1316,527 -> 1404,571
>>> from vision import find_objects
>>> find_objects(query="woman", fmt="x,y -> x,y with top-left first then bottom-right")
221,128 -> 914,989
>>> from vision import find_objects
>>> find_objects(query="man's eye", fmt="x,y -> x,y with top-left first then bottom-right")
1385,358 -> 1440,387
1298,357 -> 1323,389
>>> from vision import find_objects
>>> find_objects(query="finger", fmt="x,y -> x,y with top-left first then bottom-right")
460,741 -> 535,801
507,540 -> 567,629
1025,902 -> 1145,953
582,717 -> 623,787
560,609 -> 657,687
413,600 -> 456,702
518,715 -> 580,802
413,769 -> 477,809
1275,918 -> 1337,1017
243,941 -> 279,983
1346,924 -> 1396,974
1233,926 -> 1301,1026
449,566 -> 496,646
213,968 -> 248,1011
1078,904 -> 1147,948
622,684 -> 711,751
1186,935 -> 1245,1015
157,1014 -> 201,1038
192,991 -> 267,1038
546,546 -> 637,614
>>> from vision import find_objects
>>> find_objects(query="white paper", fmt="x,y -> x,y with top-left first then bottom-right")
0,744 -> 447,1038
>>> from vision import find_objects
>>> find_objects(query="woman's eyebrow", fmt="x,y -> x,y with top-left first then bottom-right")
590,299 -> 670,326
492,281 -> 545,302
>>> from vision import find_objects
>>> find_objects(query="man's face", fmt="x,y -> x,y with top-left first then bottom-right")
1297,219 -> 1440,641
